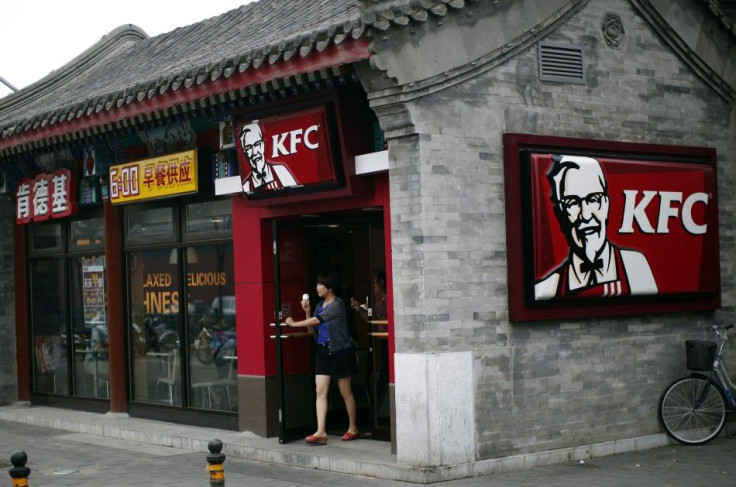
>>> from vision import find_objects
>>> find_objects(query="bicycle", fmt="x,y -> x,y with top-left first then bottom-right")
193,317 -> 236,366
659,324 -> 736,445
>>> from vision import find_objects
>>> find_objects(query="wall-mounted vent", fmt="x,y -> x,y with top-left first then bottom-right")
538,42 -> 585,84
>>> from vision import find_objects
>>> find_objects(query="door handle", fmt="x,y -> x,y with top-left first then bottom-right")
269,333 -> 311,339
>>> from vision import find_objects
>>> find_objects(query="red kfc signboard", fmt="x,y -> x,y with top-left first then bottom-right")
235,106 -> 340,197
504,133 -> 720,321
15,169 -> 78,224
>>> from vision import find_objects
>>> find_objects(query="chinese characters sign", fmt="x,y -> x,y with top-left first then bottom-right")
15,169 -> 78,224
503,133 -> 720,321
235,107 -> 338,196
109,149 -> 198,204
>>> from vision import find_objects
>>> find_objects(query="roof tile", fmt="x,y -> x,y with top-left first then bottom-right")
0,0 -> 487,148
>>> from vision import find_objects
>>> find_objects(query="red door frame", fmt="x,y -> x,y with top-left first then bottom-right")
231,173 -> 393,384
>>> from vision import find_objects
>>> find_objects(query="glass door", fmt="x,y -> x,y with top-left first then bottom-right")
128,248 -> 183,405
304,218 -> 389,441
273,212 -> 390,443
273,220 -> 316,443
30,258 -> 70,395
28,213 -> 107,401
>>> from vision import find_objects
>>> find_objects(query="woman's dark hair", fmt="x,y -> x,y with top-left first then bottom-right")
316,271 -> 340,295
374,270 -> 386,290
375,270 -> 386,283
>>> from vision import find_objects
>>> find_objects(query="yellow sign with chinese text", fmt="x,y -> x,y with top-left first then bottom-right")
109,150 -> 198,204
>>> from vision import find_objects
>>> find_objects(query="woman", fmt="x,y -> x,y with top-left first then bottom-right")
285,271 -> 359,445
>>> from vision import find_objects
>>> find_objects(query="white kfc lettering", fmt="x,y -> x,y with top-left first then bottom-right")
682,192 -> 709,235
618,190 -> 709,235
619,190 -> 656,233
272,133 -> 288,157
288,129 -> 302,154
656,191 -> 681,234
304,125 -> 319,149
271,124 -> 320,157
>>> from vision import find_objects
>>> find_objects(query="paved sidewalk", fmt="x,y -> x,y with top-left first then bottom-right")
1,403 -> 735,486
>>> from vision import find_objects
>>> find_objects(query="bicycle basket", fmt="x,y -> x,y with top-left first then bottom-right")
685,340 -> 717,371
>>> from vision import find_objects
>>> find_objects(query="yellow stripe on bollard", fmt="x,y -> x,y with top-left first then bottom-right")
206,463 -> 225,481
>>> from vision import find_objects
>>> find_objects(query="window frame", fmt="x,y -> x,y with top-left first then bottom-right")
182,197 -> 233,242
27,208 -> 107,399
123,195 -> 235,413
28,220 -> 66,257
123,200 -> 180,248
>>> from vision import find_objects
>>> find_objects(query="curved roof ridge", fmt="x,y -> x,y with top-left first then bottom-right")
0,0 -> 537,147
0,2 -> 367,139
0,25 -> 148,116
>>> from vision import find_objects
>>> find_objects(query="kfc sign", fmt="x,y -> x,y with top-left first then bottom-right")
271,125 -> 320,156
15,169 -> 78,224
236,107 -> 338,196
504,133 -> 720,321
618,190 -> 708,235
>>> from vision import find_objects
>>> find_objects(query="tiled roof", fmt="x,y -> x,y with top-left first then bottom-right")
702,0 -> 736,34
1,0 -> 727,152
0,0 -> 480,151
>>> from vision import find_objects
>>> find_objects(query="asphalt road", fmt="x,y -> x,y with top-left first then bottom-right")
2,419 -> 735,486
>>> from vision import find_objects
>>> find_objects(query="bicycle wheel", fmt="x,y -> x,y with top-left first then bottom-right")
659,375 -> 727,445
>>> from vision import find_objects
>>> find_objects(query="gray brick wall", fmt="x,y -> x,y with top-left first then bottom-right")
0,197 -> 17,405
381,0 -> 735,459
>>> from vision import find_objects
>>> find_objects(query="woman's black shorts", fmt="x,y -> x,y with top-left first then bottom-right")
314,345 -> 357,379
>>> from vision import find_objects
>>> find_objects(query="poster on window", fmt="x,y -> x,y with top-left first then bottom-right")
83,264 -> 106,326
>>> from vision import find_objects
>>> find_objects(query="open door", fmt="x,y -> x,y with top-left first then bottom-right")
273,213 -> 391,443
272,220 -> 316,443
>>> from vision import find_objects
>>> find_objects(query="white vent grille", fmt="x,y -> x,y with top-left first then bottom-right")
538,42 -> 585,84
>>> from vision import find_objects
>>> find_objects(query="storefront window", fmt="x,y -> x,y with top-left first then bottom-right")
187,244 -> 236,411
29,212 -> 105,400
70,216 -> 105,250
30,259 -> 69,394
125,199 -> 235,412
129,249 -> 182,405
126,206 -> 176,243
30,222 -> 63,252
184,199 -> 232,236
70,255 -> 108,398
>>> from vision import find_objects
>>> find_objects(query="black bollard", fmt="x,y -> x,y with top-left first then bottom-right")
9,451 -> 30,487
206,439 -> 226,487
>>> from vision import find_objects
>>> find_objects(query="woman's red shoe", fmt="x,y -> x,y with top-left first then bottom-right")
305,434 -> 327,445
341,431 -> 359,441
